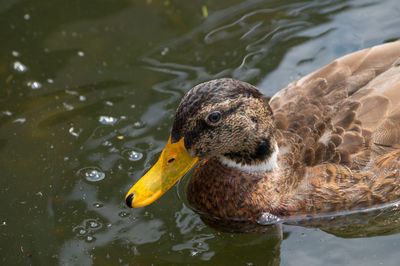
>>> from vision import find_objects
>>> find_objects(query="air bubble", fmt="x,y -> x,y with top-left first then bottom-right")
118,211 -> 130,218
257,212 -> 281,225
13,61 -> 27,72
102,140 -> 112,146
128,151 -> 143,161
93,202 -> 103,208
85,170 -> 105,182
27,81 -> 42,89
77,167 -> 105,182
90,221 -> 99,228
99,116 -> 118,125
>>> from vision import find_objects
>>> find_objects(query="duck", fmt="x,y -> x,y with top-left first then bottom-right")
125,40 -> 400,230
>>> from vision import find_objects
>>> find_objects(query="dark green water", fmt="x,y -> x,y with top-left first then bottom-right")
1,0 -> 400,265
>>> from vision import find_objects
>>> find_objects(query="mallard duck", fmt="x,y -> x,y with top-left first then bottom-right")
125,41 -> 400,228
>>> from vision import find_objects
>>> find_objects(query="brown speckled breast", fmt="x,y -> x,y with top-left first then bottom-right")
187,158 -> 290,224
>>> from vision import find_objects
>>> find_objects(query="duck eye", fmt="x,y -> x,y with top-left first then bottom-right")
208,111 -> 221,123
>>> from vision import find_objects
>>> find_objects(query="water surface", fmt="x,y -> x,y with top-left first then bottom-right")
1,0 -> 400,265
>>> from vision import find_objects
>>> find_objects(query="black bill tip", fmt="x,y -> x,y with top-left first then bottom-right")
125,193 -> 134,208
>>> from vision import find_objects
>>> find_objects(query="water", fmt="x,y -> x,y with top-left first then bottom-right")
0,0 -> 400,265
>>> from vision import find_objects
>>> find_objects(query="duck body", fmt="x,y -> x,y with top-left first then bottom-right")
126,41 -> 400,230
188,151 -> 400,223
186,40 -> 400,223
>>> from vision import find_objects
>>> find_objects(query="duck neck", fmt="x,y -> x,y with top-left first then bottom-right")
219,139 -> 279,173
187,153 -> 288,222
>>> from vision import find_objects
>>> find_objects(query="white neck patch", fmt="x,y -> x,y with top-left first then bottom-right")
219,142 -> 279,173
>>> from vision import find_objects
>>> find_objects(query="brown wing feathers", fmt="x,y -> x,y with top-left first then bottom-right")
271,41 -> 400,170
269,41 -> 400,213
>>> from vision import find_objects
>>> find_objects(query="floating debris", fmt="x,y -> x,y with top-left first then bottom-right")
202,5 -> 208,18
69,127 -> 82,137
161,47 -> 169,56
108,147 -> 119,153
79,95 -> 86,101
63,102 -> 74,111
13,118 -> 26,123
12,51 -> 19,57
105,101 -> 113,106
24,14 -> 30,20
2,110 -> 12,116
47,78 -> 54,83
77,51 -> 85,57
65,89 -> 78,95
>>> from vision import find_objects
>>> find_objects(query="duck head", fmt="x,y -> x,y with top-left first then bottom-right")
125,78 -> 278,208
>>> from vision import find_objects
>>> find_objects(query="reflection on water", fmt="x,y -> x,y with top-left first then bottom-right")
301,202 -> 400,238
1,0 -> 400,265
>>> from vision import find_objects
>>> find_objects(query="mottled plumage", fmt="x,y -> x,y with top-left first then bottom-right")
181,41 -> 400,227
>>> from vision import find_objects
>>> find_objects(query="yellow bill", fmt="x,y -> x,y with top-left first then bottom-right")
125,135 -> 199,208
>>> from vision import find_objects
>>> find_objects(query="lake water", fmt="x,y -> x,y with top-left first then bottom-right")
1,0 -> 400,265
